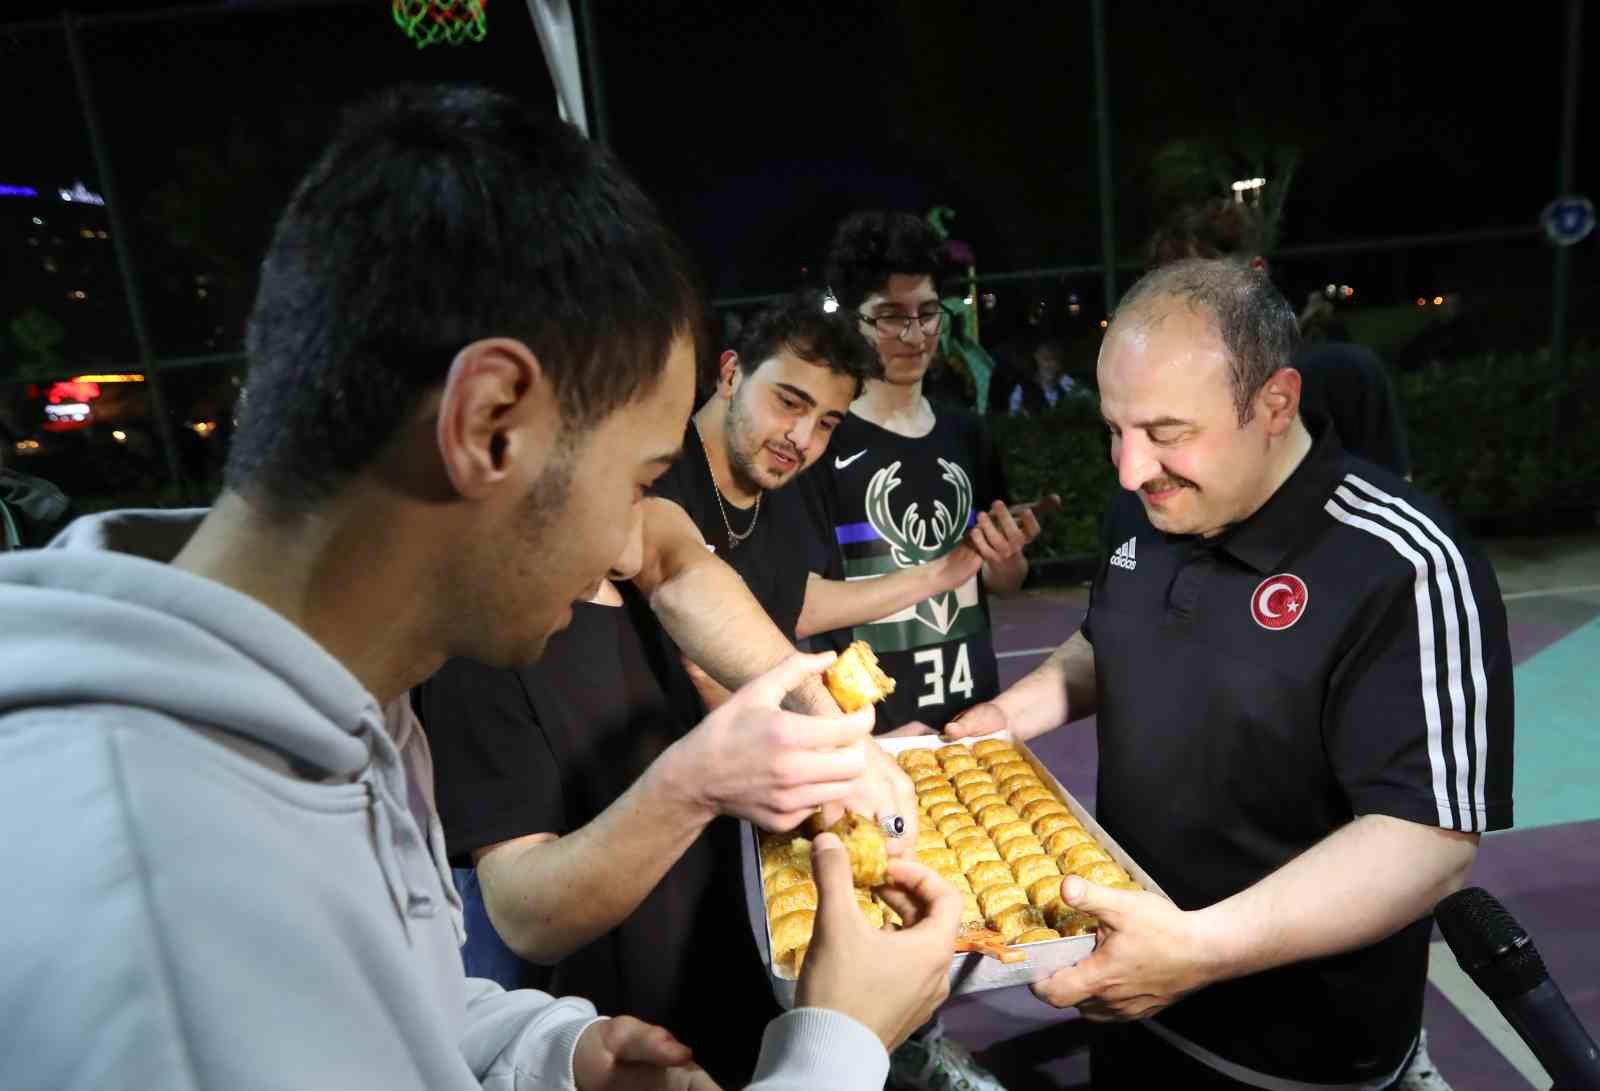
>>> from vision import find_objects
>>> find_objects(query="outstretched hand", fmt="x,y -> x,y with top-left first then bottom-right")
941,701 -> 1010,742
817,738 -> 920,858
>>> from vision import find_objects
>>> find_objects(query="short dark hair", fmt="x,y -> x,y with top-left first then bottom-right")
823,211 -> 943,312
227,83 -> 702,509
1114,258 -> 1299,424
1145,200 -> 1266,270
732,291 -> 883,399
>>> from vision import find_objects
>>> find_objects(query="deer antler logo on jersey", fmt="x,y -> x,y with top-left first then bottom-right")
864,459 -> 975,636
865,459 -> 974,568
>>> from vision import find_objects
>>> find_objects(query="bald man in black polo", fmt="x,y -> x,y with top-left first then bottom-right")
949,258 -> 1513,1090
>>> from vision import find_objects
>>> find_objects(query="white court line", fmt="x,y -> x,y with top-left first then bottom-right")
1502,583 -> 1600,601
1427,941 -> 1549,1089
997,645 -> 1060,660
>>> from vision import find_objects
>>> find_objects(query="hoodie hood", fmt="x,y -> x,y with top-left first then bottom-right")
0,508 -> 374,779
2,508 -> 462,937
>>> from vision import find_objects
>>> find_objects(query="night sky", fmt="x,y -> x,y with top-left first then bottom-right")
2,0 -> 1590,303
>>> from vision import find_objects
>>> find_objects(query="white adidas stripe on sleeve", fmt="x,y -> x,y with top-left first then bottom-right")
1323,474 -> 1490,831
1343,474 -> 1492,831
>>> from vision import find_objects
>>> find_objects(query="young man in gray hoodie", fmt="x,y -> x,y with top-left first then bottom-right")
0,84 -> 960,1091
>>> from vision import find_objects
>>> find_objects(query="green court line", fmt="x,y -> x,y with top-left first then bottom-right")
1505,616 -> 1600,832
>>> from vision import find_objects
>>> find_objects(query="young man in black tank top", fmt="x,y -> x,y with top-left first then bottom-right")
652,294 -> 1028,699
426,291 -> 1040,1086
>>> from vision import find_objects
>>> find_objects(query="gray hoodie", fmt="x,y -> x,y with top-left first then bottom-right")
0,509 -> 888,1090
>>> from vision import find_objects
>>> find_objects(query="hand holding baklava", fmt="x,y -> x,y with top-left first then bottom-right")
813,643 -> 919,855
1029,875 -> 1201,1022
665,651 -> 875,831
797,832 -> 963,1052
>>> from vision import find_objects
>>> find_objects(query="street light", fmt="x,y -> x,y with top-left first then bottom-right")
1231,177 -> 1266,205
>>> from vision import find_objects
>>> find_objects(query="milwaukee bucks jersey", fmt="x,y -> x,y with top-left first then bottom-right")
805,409 -> 1009,730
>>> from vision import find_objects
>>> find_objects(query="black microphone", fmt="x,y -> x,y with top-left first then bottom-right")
1436,887 -> 1600,1091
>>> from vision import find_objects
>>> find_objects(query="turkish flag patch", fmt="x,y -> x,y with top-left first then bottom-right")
1251,573 -> 1309,631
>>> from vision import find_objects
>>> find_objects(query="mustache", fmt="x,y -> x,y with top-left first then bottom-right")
769,442 -> 805,469
1141,474 -> 1196,493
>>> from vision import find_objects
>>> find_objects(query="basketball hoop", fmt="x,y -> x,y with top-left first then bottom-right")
392,0 -> 487,48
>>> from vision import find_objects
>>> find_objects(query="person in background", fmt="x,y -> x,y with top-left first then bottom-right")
1008,337 -> 1089,416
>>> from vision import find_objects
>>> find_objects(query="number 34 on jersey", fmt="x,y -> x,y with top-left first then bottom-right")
913,642 -> 974,708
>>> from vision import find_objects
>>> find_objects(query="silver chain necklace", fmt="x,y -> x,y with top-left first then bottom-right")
692,419 -> 761,548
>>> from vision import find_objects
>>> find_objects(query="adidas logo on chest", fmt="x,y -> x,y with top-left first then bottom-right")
1109,536 -> 1138,571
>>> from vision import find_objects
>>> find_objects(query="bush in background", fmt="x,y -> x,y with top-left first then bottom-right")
990,346 -> 1599,563
989,396 -> 1115,561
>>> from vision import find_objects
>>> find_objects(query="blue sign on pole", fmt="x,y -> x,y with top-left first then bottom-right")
1541,196 -> 1595,246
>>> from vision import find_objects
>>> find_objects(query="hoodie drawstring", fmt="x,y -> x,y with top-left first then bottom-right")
357,708 -> 444,942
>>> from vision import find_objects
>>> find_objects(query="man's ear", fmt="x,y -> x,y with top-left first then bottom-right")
435,338 -> 560,499
1257,366 -> 1302,436
717,351 -> 742,398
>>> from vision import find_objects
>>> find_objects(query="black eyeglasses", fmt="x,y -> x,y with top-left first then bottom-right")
856,307 -> 944,339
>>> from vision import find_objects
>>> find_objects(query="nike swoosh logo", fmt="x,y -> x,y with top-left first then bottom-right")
835,449 -> 868,469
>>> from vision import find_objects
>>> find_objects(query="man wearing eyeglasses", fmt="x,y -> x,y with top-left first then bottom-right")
802,210 -> 1051,1091
806,212 -> 1047,737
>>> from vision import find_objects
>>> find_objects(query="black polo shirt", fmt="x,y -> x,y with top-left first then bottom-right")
1081,416 -> 1514,1084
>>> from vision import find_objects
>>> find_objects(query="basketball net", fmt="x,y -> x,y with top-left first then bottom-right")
392,0 -> 487,48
